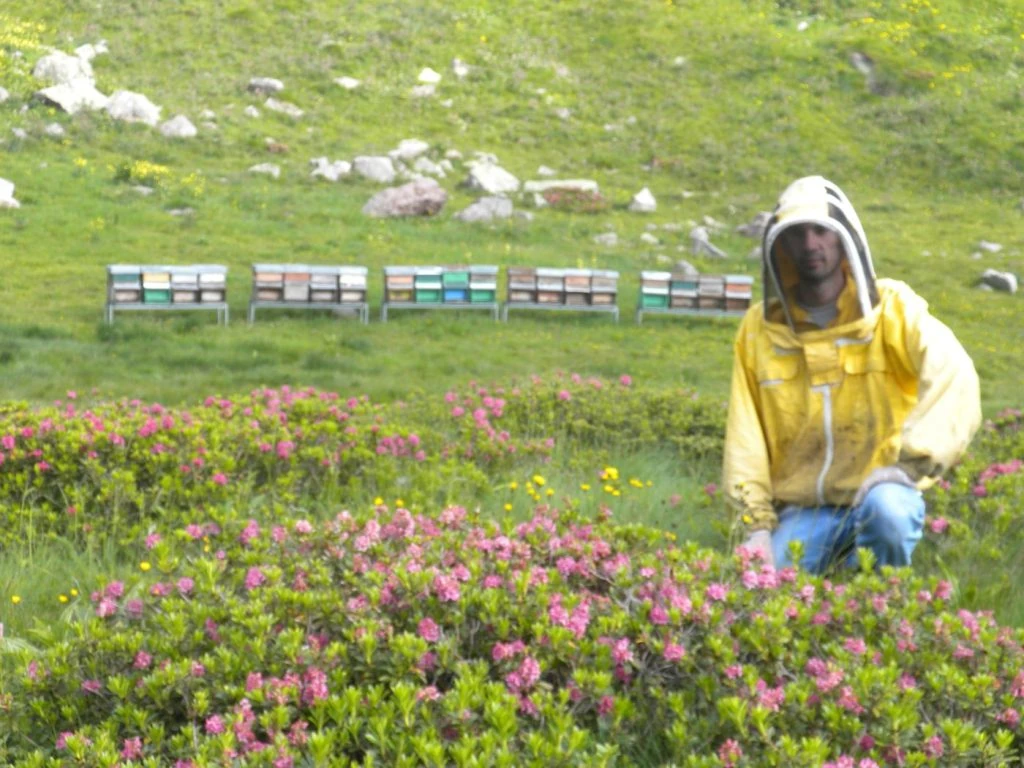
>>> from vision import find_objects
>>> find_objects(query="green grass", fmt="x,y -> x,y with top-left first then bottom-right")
0,0 -> 1020,410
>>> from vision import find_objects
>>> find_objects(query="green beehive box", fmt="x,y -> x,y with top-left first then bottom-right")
416,289 -> 442,303
442,271 -> 470,287
144,289 -> 171,304
470,289 -> 496,303
641,293 -> 669,308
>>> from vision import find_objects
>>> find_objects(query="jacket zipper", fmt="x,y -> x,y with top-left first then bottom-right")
811,384 -> 835,506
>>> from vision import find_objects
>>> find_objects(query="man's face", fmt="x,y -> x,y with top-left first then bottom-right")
780,223 -> 845,285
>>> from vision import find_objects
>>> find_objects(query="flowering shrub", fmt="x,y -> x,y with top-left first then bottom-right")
541,187 -> 611,213
915,407 -> 1024,617
2,502 -> 1022,766
0,378 -> 722,546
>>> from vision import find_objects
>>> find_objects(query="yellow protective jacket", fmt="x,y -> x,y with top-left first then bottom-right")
723,177 -> 981,531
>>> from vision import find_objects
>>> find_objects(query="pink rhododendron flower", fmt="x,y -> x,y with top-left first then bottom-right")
843,637 -> 867,655
121,736 -> 143,760
212,472 -> 228,486
597,694 -> 615,716
417,685 -> 441,702
718,739 -> 742,767
81,679 -> 102,694
177,578 -> 194,596
418,618 -> 440,642
928,516 -> 949,534
664,643 -> 686,661
619,374 -> 632,387
245,567 -> 266,590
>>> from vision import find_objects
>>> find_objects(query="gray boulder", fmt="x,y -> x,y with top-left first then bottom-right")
106,90 -> 161,126
353,156 -> 397,184
248,77 -> 284,94
980,269 -> 1018,294
310,157 -> 351,182
454,196 -> 513,222
522,179 -> 599,195
464,163 -> 520,196
628,187 -> 657,213
362,178 -> 447,218
159,115 -> 198,138
74,41 -> 108,61
33,51 -> 94,85
35,80 -> 108,114
691,226 -> 727,258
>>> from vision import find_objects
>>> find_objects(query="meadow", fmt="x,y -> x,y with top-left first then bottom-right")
1,0 -> 1023,764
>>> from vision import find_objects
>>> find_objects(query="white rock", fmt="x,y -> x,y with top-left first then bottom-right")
625,115 -> 637,125
74,41 -> 108,61
264,98 -> 303,118
106,90 -> 161,126
691,225 -> 727,258
464,163 -> 520,196
310,157 -> 352,182
0,87 -> 9,103
167,207 -> 194,217
131,185 -> 155,196
11,127 -> 27,139
353,156 -> 397,184
418,67 -> 442,84
248,163 -> 281,179
672,56 -> 687,67
34,80 -> 108,114
335,76 -> 361,90
0,198 -> 21,209
440,98 -> 454,108
201,121 -> 217,131
797,20 -> 810,31
452,58 -> 470,79
439,159 -> 454,172
0,178 -> 14,200
445,149 -> 463,161
243,105 -> 261,118
199,109 -> 216,120
248,77 -> 284,94
554,107 -> 571,120
661,222 -> 684,232
411,84 -> 436,98
537,165 -> 556,177
980,269 -> 1018,293
645,223 -> 658,232
532,193 -> 548,208
736,211 -> 772,239
33,51 -> 94,85
522,179 -> 599,194
159,115 -> 197,138
44,122 -> 66,138
978,240 -> 1003,253
413,156 -> 445,178
640,232 -> 660,245
629,187 -> 657,213
594,232 -> 618,247
472,151 -> 498,165
515,210 -> 535,222
675,259 -> 699,276
390,138 -> 430,161
454,196 -> 514,222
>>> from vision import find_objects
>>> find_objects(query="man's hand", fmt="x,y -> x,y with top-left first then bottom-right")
741,529 -> 775,567
852,465 -> 916,507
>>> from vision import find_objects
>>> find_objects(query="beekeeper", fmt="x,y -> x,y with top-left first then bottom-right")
724,175 -> 981,572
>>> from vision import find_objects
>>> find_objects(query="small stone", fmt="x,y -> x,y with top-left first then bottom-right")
0,87 -> 9,103
444,149 -> 463,161
514,210 -> 534,222
243,105 -> 261,118
593,232 -> 618,247
335,76 -> 361,90
353,156 -> 397,184
132,185 -> 155,196
159,115 -> 198,138
418,67 -> 442,84
797,20 -> 810,31
672,56 -> 687,67
537,165 -> 556,177
167,207 -> 194,216
410,84 -> 436,98
980,269 -> 1018,293
248,77 -> 284,94
629,187 -> 657,213
248,163 -> 281,179
452,58 -> 470,79
554,107 -> 571,120
978,240 -> 1003,253
264,98 -> 303,118
640,232 -> 660,245
199,109 -> 216,120
454,196 -> 514,223
12,127 -> 27,139
44,122 -> 66,138
390,138 -> 430,161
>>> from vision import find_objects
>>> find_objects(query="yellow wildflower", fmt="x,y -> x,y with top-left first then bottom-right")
11,595 -> 20,605
532,474 -> 545,487
140,561 -> 151,572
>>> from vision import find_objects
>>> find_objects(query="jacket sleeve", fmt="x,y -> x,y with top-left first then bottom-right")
722,315 -> 777,531
884,285 -> 982,484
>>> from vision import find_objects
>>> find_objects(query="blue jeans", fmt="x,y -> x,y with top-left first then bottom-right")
772,482 -> 926,573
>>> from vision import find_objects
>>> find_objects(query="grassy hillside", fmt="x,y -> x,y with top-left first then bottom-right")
0,0 -> 1021,408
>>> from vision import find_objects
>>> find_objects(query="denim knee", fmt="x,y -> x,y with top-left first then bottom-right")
855,482 -> 925,565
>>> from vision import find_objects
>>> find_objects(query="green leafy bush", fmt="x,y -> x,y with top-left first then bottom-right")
1,502 -> 1021,766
